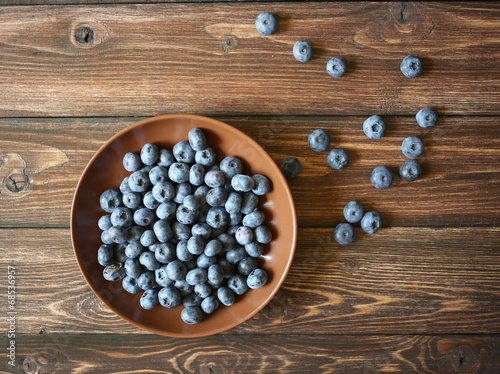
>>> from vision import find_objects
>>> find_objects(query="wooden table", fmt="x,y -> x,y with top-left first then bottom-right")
1,2 -> 500,373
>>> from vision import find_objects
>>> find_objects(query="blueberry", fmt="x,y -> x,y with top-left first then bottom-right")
99,189 -> 123,213
244,240 -> 264,257
155,266 -> 174,288
113,243 -> 128,262
153,242 -> 175,263
220,156 -> 244,178
416,107 -> 437,128
176,240 -> 193,262
206,207 -> 229,229
174,280 -> 194,296
158,148 -> 175,167
217,287 -> 236,306
206,187 -> 228,207
201,296 -> 220,314
143,191 -> 160,210
174,183 -> 192,205
98,215 -> 112,231
208,264 -> 225,285
97,244 -> 114,266
204,170 -> 226,188
107,226 -> 129,244
140,229 -> 157,247
172,141 -> 194,164
122,192 -> 141,209
195,147 -> 217,167
181,306 -> 203,324
182,292 -> 203,307
140,288 -> 159,310
400,55 -> 422,78
188,128 -> 207,151
308,129 -> 331,152
133,207 -> 155,226
400,160 -> 421,182
123,152 -> 141,172
229,211 -> 243,227
343,201 -> 364,223
119,177 -> 132,194
168,162 -> 190,184
172,222 -> 192,241
122,276 -> 141,294
326,57 -> 346,78
189,164 -> 206,186
254,225 -> 272,244
127,225 -> 145,242
101,230 -> 114,245
363,115 -> 386,139
402,136 -> 424,159
361,211 -> 382,234
186,268 -> 208,285
327,148 -> 349,170
125,258 -> 142,278
371,166 -> 394,189
225,192 -> 242,214
231,174 -> 254,192
190,223 -> 210,240
158,286 -> 182,309
247,268 -> 268,289
280,157 -> 302,178
218,258 -> 235,279
251,174 -> 271,195
226,246 -> 248,264
139,251 -> 160,271
176,204 -> 199,225
153,219 -> 172,243
238,257 -> 259,276
293,40 -> 313,62
194,283 -> 212,298
125,241 -> 144,259
194,185 -> 211,204
333,223 -> 356,245
166,260 -> 187,281
217,233 -> 236,251
148,165 -> 169,185
255,12 -> 278,36
235,226 -> 254,245
128,171 -> 150,193
187,235 -> 206,255
205,239 -> 223,257
156,201 -> 177,221
228,274 -> 249,295
140,143 -> 159,166
103,262 -> 126,282
150,181 -> 174,203
240,192 -> 258,215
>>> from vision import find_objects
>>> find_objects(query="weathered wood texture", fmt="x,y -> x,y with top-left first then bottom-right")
3,334 -> 500,373
0,2 -> 499,117
2,227 -> 499,335
0,116 -> 498,228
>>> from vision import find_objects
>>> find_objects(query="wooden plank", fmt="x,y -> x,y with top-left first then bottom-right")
0,116 -> 498,228
0,3 -> 499,117
2,227 -> 500,335
4,333 -> 500,373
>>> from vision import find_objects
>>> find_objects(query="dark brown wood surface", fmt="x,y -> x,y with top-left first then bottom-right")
1,2 -> 499,373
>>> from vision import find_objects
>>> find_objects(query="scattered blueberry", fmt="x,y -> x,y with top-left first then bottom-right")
281,157 -> 302,178
363,115 -> 386,139
326,57 -> 346,78
400,160 -> 421,182
255,12 -> 278,36
416,107 -> 437,128
327,148 -> 349,170
400,55 -> 422,78
308,129 -> 331,152
402,136 -> 424,159
293,40 -> 313,62
343,201 -> 364,223
361,211 -> 382,234
371,166 -> 394,189
333,223 -> 356,245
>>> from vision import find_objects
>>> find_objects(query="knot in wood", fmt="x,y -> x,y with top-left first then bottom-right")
4,173 -> 29,193
221,34 -> 239,52
454,345 -> 479,371
75,25 -> 94,45
202,364 -> 225,374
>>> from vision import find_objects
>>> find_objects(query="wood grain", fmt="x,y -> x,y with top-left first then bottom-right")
0,116 -> 498,228
0,3 -> 499,117
4,334 -> 500,373
2,227 -> 499,335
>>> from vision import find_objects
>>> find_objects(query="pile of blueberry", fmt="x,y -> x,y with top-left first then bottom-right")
97,128 -> 272,324
334,201 -> 382,245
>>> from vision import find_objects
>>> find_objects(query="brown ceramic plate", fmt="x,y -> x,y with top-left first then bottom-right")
71,114 -> 297,337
